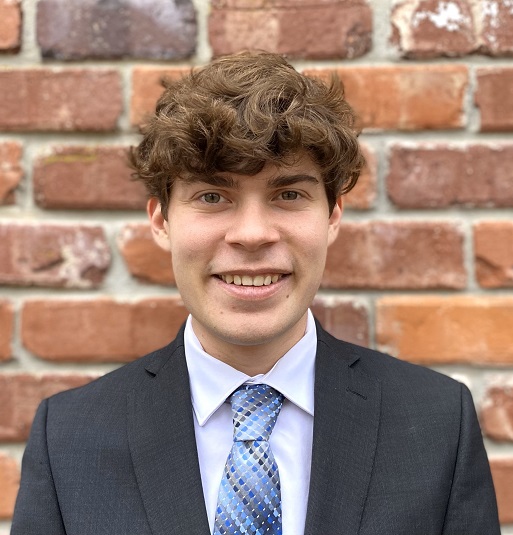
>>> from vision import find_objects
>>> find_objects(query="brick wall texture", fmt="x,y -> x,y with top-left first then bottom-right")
0,0 -> 512,530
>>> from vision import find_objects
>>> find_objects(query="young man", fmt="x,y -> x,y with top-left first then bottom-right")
12,52 -> 500,535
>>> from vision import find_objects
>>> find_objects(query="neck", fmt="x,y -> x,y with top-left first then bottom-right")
191,315 -> 308,376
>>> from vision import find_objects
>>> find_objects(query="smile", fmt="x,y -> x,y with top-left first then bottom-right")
218,274 -> 284,286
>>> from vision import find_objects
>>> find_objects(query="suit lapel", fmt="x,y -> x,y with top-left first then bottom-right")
127,334 -> 210,535
304,328 -> 381,535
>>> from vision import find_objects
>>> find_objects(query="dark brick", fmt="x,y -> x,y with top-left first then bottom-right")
209,0 -> 372,59
34,146 -> 146,210
387,143 -> 513,208
475,68 -> 513,131
0,69 -> 122,132
323,221 -> 466,290
391,0 -> 476,58
311,297 -> 369,346
37,0 -> 197,60
0,223 -> 110,288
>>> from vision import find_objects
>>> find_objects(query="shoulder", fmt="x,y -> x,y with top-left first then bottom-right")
317,325 -> 464,405
46,331 -> 185,413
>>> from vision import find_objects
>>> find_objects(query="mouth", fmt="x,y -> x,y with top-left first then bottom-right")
216,274 -> 287,287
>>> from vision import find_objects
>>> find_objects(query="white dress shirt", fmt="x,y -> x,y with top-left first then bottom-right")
184,310 -> 317,535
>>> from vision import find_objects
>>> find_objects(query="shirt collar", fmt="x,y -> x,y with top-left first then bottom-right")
184,310 -> 317,426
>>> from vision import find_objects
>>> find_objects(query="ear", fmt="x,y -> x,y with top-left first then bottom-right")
327,196 -> 343,247
147,197 -> 171,252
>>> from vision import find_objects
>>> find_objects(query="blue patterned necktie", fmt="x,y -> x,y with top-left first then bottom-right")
213,383 -> 284,535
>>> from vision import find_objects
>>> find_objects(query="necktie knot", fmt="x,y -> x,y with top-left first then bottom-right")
230,384 -> 284,442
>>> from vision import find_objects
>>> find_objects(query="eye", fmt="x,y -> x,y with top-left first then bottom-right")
280,191 -> 300,201
201,192 -> 222,203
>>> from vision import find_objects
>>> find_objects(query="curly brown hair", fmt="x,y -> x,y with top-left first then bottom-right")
129,51 -> 364,217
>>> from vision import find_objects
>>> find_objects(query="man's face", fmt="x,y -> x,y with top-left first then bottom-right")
149,153 -> 342,368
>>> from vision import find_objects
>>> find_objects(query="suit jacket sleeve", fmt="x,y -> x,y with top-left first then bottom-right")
442,384 -> 500,534
11,399 -> 66,535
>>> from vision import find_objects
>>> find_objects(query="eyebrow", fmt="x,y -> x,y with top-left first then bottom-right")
267,174 -> 320,188
183,173 -> 320,189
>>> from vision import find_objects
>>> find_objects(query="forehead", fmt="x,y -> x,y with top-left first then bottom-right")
177,153 -> 323,188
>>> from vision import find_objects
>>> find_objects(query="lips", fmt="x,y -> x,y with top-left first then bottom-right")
219,274 -> 284,286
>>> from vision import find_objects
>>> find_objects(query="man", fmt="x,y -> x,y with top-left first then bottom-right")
12,52 -> 500,535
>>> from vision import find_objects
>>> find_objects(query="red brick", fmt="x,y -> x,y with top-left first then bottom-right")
0,453 -> 19,519
118,223 -> 175,286
344,143 -> 376,210
0,69 -> 121,132
209,0 -> 372,60
0,223 -> 110,288
0,0 -> 21,52
305,65 -> 468,131
480,0 -> 513,56
0,141 -> 22,205
387,143 -> 513,208
481,384 -> 513,442
130,67 -> 188,126
323,221 -> 465,290
391,0 -> 476,59
376,296 -> 513,366
311,297 -> 369,347
33,146 -> 146,210
0,373 -> 96,441
21,298 -> 189,363
37,0 -> 196,60
474,222 -> 513,289
489,458 -> 513,524
0,301 -> 14,362
475,68 -> 513,132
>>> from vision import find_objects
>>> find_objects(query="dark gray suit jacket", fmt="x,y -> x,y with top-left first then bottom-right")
12,324 -> 500,535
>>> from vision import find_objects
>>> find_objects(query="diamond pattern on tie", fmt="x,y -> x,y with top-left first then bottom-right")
213,384 -> 284,535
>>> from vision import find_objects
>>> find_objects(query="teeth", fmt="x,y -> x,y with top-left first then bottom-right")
220,274 -> 283,286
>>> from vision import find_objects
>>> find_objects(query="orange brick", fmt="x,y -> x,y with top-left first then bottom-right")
475,68 -> 513,132
490,458 -> 513,524
0,301 -> 14,362
376,296 -> 513,366
0,69 -> 121,132
311,297 -> 369,347
0,0 -> 21,52
21,298 -> 188,362
481,384 -> 513,442
344,143 -> 377,210
0,223 -> 110,288
0,141 -> 22,205
130,66 -> 188,126
306,65 -> 468,130
0,453 -> 19,519
474,221 -> 513,289
209,0 -> 372,59
33,146 -> 146,210
117,223 -> 175,286
323,221 -> 466,290
0,374 -> 96,441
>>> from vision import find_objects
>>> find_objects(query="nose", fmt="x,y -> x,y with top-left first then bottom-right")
224,201 -> 280,251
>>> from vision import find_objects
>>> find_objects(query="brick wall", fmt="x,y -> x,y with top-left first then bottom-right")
1,0 -> 512,530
